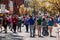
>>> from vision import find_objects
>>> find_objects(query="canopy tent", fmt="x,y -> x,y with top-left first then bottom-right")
0,9 -> 10,13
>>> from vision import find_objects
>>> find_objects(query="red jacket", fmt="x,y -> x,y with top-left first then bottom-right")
12,16 -> 18,25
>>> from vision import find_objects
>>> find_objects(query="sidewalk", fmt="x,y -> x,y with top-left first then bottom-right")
0,26 -> 59,40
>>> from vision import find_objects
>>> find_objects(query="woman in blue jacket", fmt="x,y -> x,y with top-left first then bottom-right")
48,17 -> 54,37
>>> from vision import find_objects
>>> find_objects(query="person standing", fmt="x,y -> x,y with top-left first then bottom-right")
37,16 -> 43,37
28,15 -> 35,37
56,16 -> 59,27
18,16 -> 23,32
12,15 -> 18,33
42,18 -> 49,36
2,14 -> 8,33
7,15 -> 12,30
48,17 -> 54,37
24,16 -> 29,32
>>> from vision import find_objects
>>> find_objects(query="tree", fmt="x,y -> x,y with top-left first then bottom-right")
45,0 -> 60,14
45,0 -> 60,13
29,0 -> 46,15
29,0 -> 60,15
19,4 -> 24,16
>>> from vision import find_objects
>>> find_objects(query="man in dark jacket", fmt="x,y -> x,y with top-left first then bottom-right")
3,14 -> 8,33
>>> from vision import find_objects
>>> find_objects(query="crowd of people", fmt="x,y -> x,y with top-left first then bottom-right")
0,14 -> 60,38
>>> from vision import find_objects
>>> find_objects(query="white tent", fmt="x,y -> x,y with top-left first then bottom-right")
0,9 -> 10,13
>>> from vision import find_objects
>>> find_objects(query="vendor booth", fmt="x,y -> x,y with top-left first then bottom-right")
0,9 -> 10,17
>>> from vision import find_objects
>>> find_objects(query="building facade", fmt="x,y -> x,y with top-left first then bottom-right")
0,0 -> 24,15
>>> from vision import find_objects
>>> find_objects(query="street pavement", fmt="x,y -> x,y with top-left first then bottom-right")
0,25 -> 59,40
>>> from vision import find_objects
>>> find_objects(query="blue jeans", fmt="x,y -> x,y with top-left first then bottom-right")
30,25 -> 35,36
